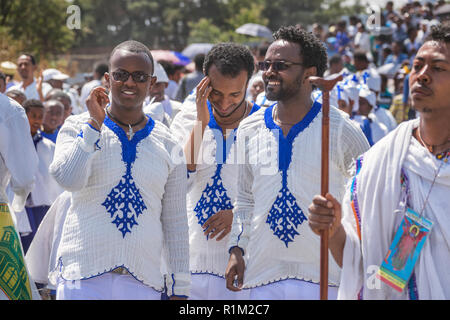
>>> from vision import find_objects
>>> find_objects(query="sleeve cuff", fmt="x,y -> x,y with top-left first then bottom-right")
228,221 -> 248,255
165,273 -> 191,298
78,122 -> 101,153
11,189 -> 32,212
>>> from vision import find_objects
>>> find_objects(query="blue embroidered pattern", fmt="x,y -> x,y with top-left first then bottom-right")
193,102 -> 260,236
264,100 -> 321,247
101,114 -> 154,238
194,164 -> 233,228
267,174 -> 308,247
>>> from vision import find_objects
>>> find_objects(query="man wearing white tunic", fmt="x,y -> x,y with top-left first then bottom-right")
0,92 -> 40,300
7,54 -> 52,101
225,26 -> 369,300
171,43 -> 259,300
48,40 -> 190,300
308,23 -> 450,300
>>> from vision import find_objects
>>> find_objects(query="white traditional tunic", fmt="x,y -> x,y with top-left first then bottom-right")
372,106 -> 398,132
28,132 -> 63,206
228,100 -> 370,293
338,119 -> 450,300
170,99 -> 259,299
0,94 -> 38,211
0,93 -> 40,300
26,191 -> 71,288
48,111 -> 190,297
7,79 -> 52,101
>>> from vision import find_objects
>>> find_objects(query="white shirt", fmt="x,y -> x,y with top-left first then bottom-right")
7,79 -> 52,101
79,80 -> 101,110
166,80 -> 179,100
0,93 -> 38,209
368,113 -> 389,144
228,102 -> 370,288
25,191 -> 71,287
26,133 -> 63,206
48,112 -> 190,297
354,31 -> 371,52
372,107 -> 397,132
170,99 -> 260,277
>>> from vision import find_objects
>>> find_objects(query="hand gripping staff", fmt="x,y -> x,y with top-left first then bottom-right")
308,74 -> 343,300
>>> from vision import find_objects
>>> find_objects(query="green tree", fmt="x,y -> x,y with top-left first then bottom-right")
0,0 -> 75,60
187,18 -> 223,44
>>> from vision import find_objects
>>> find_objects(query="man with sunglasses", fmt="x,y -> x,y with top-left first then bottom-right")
48,40 -> 190,300
225,26 -> 369,299
170,43 -> 259,300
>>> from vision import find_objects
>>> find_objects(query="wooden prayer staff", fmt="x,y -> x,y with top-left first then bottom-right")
309,74 -> 343,300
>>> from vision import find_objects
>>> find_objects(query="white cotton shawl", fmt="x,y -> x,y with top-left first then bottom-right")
338,119 -> 450,300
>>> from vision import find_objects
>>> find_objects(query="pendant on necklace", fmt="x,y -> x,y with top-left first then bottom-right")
128,124 -> 134,140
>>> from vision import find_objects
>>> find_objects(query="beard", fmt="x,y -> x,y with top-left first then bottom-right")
264,74 -> 303,101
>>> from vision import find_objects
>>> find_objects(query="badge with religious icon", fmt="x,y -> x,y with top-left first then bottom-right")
377,208 -> 433,292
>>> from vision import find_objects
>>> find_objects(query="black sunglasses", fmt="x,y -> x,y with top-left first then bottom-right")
258,60 -> 304,72
111,70 -> 154,83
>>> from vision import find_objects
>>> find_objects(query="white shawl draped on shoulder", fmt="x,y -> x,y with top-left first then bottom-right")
338,119 -> 450,300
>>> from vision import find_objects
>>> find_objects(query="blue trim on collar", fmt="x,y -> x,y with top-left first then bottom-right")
207,101 -> 261,164
264,99 -> 321,172
103,114 -> 155,164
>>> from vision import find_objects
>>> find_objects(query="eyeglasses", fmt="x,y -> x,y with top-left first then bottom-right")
258,60 -> 304,72
111,70 -> 154,83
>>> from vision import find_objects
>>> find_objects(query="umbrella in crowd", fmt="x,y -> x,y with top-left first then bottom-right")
150,50 -> 191,66
182,43 -> 214,59
235,23 -> 273,40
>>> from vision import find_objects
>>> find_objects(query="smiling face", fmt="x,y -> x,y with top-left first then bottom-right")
262,40 -> 309,102
105,49 -> 155,110
207,64 -> 248,118
409,41 -> 450,116
43,101 -> 64,132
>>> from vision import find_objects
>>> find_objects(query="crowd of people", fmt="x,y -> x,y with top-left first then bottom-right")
0,0 -> 448,301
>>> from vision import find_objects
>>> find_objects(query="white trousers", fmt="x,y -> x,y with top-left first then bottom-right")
190,274 -> 250,300
249,279 -> 338,300
56,272 -> 161,300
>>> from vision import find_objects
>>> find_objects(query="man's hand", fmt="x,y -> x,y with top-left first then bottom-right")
85,86 -> 109,130
308,193 -> 347,267
308,193 -> 342,239
202,209 -> 233,241
195,76 -> 212,125
225,247 -> 245,292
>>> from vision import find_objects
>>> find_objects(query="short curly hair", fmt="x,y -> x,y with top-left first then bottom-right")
110,40 -> 154,75
203,43 -> 255,81
425,22 -> 450,44
273,25 -> 328,77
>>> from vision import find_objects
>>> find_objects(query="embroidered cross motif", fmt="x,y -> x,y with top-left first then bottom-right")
266,185 -> 307,247
101,115 -> 154,238
194,164 -> 233,231
102,165 -> 147,238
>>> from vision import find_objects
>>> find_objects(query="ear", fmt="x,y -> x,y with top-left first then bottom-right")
304,66 -> 317,80
148,76 -> 157,91
104,72 -> 111,89
303,66 -> 318,86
